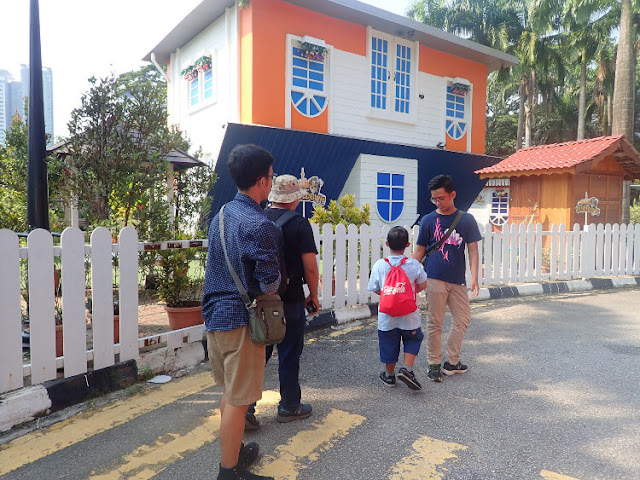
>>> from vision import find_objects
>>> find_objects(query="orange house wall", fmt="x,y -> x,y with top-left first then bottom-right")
241,0 -> 488,150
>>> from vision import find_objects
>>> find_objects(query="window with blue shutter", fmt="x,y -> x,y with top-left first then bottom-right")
377,172 -> 404,222
190,78 -> 199,107
291,46 -> 327,118
370,33 -> 413,116
445,86 -> 467,140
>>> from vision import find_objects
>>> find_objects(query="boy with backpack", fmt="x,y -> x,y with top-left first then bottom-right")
368,226 -> 427,390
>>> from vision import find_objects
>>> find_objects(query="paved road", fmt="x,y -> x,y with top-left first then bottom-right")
1,288 -> 639,480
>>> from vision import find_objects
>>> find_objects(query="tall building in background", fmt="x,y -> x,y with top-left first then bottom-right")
20,65 -> 54,145
0,66 -> 54,146
0,70 -> 14,144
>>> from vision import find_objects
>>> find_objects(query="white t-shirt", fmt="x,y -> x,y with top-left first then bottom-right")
368,255 -> 427,331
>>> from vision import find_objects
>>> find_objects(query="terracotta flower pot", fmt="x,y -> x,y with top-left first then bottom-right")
55,324 -> 64,357
164,303 -> 204,330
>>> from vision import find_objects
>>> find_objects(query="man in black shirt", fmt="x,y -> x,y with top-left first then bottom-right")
246,174 -> 319,428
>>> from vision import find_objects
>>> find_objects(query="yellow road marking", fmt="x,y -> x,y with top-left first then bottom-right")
87,391 -> 280,480
0,372 -> 215,476
387,436 -> 467,480
254,409 -> 366,480
327,325 -> 364,338
541,470 -> 581,480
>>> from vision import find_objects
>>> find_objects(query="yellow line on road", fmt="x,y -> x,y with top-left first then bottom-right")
327,326 -> 364,338
87,391 -> 281,480
387,436 -> 467,480
254,409 -> 366,480
541,470 -> 581,480
0,372 -> 215,476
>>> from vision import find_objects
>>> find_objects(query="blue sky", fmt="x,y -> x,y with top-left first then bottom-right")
1,0 -> 414,137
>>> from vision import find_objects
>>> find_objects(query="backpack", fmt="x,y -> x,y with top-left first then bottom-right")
378,257 -> 417,317
271,210 -> 298,296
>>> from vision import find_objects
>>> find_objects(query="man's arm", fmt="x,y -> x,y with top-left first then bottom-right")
412,244 -> 426,263
468,241 -> 479,298
301,252 -> 319,310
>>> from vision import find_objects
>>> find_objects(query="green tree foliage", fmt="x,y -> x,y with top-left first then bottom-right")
60,66 -> 190,232
408,0 -> 640,157
310,194 -> 370,228
0,112 -> 65,232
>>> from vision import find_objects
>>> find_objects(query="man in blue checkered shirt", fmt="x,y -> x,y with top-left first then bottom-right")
203,144 -> 280,480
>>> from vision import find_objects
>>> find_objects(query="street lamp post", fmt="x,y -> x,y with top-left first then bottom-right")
27,0 -> 50,231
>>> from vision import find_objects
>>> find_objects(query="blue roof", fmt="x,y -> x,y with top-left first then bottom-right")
210,123 -> 501,220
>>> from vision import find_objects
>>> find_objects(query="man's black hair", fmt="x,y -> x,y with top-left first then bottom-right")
428,174 -> 455,193
227,144 -> 274,190
387,226 -> 409,252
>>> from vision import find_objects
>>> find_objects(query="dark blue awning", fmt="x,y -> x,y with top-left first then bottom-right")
210,123 -> 501,220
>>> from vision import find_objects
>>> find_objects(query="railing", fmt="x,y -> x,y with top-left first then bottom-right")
2,222 -> 639,394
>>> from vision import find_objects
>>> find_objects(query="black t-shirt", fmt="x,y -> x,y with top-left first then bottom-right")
266,208 -> 318,303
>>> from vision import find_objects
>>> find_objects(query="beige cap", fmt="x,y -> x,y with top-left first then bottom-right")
268,174 -> 307,203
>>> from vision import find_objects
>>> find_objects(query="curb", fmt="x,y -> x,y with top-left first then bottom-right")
3,276 -> 638,433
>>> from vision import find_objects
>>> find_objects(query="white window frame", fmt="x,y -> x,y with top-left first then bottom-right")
376,171 -> 405,223
285,35 -> 333,129
366,27 -> 419,125
443,77 -> 472,151
184,51 -> 218,113
489,189 -> 509,226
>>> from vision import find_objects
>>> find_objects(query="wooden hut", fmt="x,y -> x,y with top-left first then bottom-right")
475,136 -> 640,228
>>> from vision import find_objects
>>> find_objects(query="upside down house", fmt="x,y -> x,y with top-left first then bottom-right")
144,0 -> 517,226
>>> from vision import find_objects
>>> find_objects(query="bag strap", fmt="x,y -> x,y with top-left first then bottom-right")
424,209 -> 465,259
275,209 -> 298,227
219,205 -> 252,308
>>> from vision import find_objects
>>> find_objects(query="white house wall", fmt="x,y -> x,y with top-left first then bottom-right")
340,154 -> 419,228
331,50 -> 446,149
167,7 -> 239,166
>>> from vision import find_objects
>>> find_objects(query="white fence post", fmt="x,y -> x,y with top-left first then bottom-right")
346,224 -> 359,306
118,227 -> 139,362
508,223 -> 518,284
311,224 -> 321,304
611,224 -> 620,275
603,224 -> 612,275
634,224 -> 640,275
359,225 -> 372,305
28,229 -> 57,384
534,223 -> 543,282
484,224 -> 493,284
0,230 -> 24,393
91,227 -> 115,370
549,224 -> 558,281
625,223 -> 634,275
320,224 -> 333,310
61,227 -> 88,377
334,224 -> 347,309
583,224 -> 597,278
595,223 -> 605,276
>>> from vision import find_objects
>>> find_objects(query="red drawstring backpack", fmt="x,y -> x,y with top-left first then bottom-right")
378,257 -> 417,316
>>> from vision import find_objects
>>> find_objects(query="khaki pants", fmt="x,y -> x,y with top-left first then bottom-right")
426,278 -> 471,366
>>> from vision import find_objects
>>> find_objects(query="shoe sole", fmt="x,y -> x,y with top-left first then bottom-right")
442,368 -> 467,376
379,375 -> 397,388
244,420 -> 260,431
397,373 -> 422,391
276,411 -> 313,423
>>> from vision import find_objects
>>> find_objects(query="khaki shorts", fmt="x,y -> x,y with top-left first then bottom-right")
207,326 -> 265,406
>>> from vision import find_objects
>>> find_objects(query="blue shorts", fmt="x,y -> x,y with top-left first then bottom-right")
378,328 -> 424,364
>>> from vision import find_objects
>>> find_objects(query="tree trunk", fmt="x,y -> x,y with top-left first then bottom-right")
516,77 -> 526,151
577,52 -> 587,141
612,0 -> 635,223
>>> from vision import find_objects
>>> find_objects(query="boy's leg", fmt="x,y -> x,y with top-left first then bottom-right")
397,328 -> 424,390
426,279 -> 449,365
378,329 -> 401,386
444,283 -> 471,367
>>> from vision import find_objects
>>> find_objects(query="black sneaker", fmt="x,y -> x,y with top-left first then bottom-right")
427,364 -> 442,383
245,412 -> 260,431
217,465 -> 274,480
379,371 -> 397,387
443,361 -> 468,375
276,403 -> 312,423
397,367 -> 422,390
238,442 -> 259,469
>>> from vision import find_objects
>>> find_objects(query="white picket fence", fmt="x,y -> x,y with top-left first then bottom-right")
1,222 -> 639,394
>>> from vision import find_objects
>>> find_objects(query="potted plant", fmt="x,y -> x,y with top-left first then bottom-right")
152,160 -> 216,330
